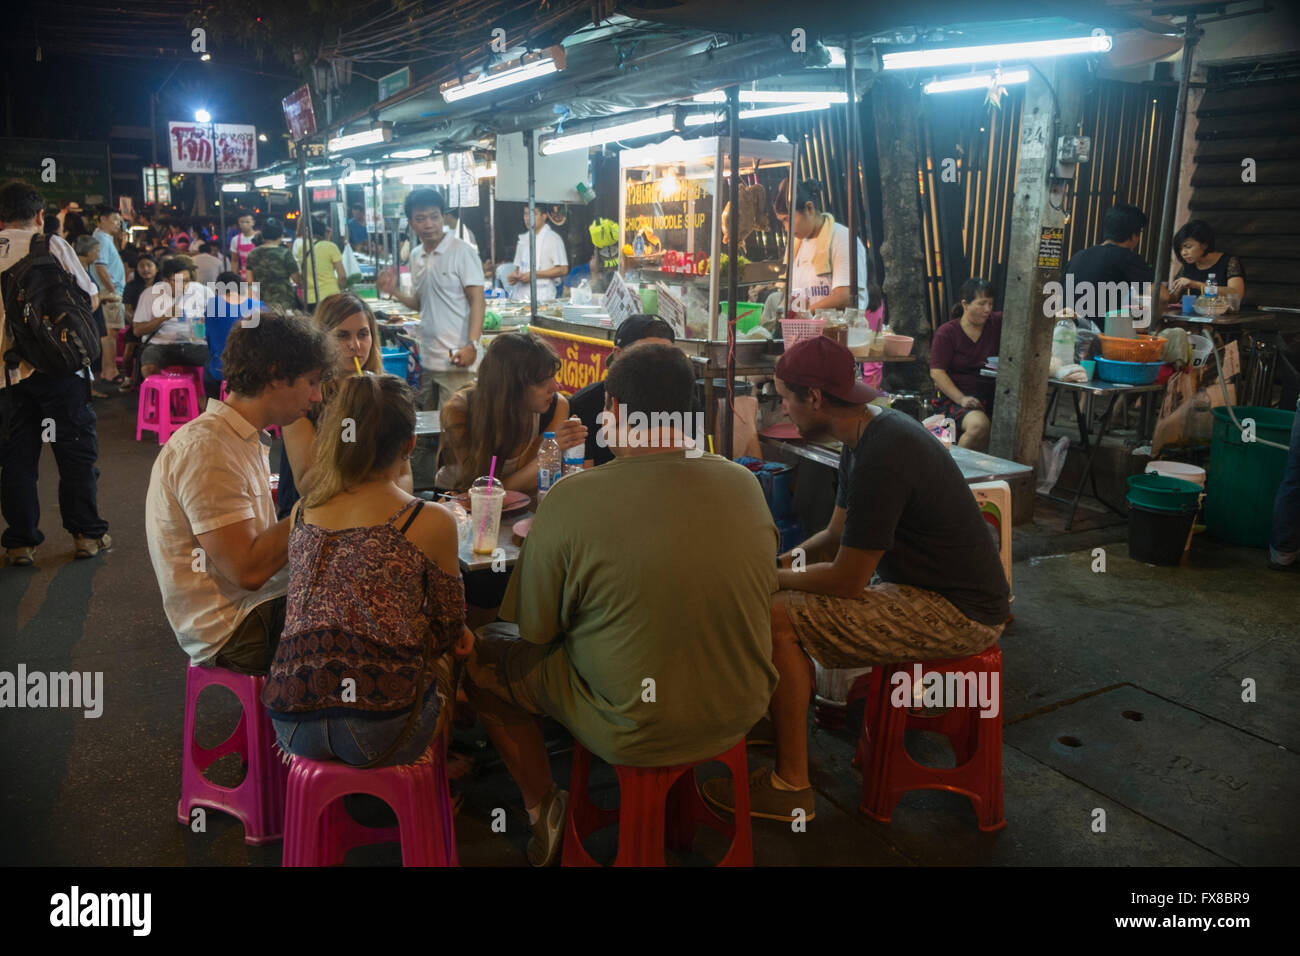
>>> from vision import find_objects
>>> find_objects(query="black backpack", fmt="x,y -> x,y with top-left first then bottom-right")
1,233 -> 101,379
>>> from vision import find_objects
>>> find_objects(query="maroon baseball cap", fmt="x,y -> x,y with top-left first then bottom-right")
775,336 -> 877,403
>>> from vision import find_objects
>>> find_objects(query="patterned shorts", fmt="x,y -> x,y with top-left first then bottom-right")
782,584 -> 1004,669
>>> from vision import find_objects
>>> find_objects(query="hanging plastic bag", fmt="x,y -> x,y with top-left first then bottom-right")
341,242 -> 362,284
921,413 -> 956,447
1037,436 -> 1070,494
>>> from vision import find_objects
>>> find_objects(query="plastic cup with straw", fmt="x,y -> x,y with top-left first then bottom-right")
354,356 -> 364,375
470,456 -> 503,554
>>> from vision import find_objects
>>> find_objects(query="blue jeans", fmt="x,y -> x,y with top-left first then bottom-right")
272,686 -> 443,768
1269,398 -> 1300,566
0,372 -> 108,548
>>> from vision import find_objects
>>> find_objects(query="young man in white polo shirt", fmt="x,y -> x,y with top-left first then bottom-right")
145,313 -> 332,673
507,206 -> 568,303
376,187 -> 485,409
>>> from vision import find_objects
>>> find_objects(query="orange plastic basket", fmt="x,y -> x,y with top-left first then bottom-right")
780,318 -> 826,347
1098,334 -> 1167,363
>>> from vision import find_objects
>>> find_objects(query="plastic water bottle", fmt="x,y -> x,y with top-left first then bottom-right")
1052,319 -> 1078,367
538,432 -> 561,499
1204,273 -> 1218,298
562,441 -> 585,477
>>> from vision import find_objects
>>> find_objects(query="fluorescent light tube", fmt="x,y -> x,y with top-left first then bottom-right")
924,68 -> 1030,94
541,114 -> 675,154
305,179 -> 332,188
343,170 -> 377,185
883,34 -> 1112,70
441,53 -> 560,103
692,91 -> 847,104
327,126 -> 392,153
254,174 -> 286,189
221,182 -> 248,193
386,148 -> 432,160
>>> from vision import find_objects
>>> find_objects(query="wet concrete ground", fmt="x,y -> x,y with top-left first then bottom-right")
1,391 -> 1295,866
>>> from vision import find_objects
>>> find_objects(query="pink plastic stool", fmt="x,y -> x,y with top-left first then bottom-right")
282,738 -> 458,867
177,664 -> 288,845
164,365 -> 204,407
137,371 -> 200,444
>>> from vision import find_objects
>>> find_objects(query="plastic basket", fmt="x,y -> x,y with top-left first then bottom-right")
1098,334 -> 1166,363
1125,473 -> 1203,513
380,346 -> 408,378
780,318 -> 826,347
1094,356 -> 1163,384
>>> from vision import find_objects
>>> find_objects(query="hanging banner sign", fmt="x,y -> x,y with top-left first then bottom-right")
526,325 -> 614,396
168,123 -> 258,174
142,166 -> 171,204
282,85 -> 318,142
447,151 -> 479,209
378,66 -> 411,102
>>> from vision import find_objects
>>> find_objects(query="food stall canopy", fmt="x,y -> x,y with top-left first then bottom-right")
620,1 -> 1162,38
325,29 -> 815,157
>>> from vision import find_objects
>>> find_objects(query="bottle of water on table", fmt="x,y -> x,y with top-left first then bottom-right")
538,431 -> 561,500
563,440 -> 585,478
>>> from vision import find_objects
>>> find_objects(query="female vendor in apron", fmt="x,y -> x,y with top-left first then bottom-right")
773,178 -> 868,315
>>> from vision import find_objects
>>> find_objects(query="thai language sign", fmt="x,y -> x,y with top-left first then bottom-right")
527,325 -> 614,396
167,122 -> 258,174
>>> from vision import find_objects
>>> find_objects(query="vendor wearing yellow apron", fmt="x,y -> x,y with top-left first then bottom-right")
774,178 -> 867,315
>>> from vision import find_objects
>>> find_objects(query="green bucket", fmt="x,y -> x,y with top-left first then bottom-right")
1125,474 -> 1203,513
1205,405 -> 1296,547
721,301 -> 763,333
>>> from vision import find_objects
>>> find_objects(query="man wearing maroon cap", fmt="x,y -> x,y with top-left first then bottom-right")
704,336 -> 1009,822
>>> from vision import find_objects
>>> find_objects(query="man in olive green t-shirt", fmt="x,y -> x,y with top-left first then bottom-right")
466,344 -> 779,866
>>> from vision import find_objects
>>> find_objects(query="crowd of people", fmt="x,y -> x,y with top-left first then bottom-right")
2,170 -> 1294,870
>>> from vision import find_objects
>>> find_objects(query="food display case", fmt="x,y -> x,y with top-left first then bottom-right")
618,136 -> 796,360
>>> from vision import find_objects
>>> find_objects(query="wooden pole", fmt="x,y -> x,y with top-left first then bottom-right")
1152,15 -> 1200,299
871,75 -> 929,391
845,37 -> 858,303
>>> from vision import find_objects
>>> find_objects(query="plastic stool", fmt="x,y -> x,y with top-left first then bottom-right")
164,365 -> 204,407
282,738 -> 457,867
563,738 -> 753,867
137,371 -> 200,444
177,665 -> 288,845
857,645 -> 1006,832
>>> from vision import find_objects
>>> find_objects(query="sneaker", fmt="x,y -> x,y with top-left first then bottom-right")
1,547 -> 35,567
74,534 -> 112,559
525,786 -> 567,867
746,715 -> 776,748
702,766 -> 816,823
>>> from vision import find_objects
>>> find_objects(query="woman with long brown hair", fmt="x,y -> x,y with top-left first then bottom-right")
276,291 -> 402,518
436,331 -> 587,494
263,373 -> 471,767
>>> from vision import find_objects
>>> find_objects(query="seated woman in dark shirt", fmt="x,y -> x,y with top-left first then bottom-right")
436,331 -> 586,493
264,374 -> 471,767
1170,219 -> 1246,303
929,277 -> 1002,451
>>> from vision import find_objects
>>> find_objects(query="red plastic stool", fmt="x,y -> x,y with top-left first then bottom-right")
137,371 -> 200,444
563,738 -> 753,867
177,664 -> 288,845
281,736 -> 457,867
857,645 -> 1005,831
165,365 -> 204,407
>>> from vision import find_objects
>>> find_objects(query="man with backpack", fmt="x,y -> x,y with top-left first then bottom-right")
0,181 -> 112,566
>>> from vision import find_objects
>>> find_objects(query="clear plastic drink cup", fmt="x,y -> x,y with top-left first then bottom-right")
469,476 -> 505,554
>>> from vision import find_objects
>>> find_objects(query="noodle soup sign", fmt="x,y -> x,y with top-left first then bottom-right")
527,326 -> 614,396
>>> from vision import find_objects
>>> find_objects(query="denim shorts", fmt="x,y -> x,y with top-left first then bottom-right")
272,684 -> 444,768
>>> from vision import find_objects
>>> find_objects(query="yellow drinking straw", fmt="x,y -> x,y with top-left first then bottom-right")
707,434 -> 715,455
354,356 -> 364,375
